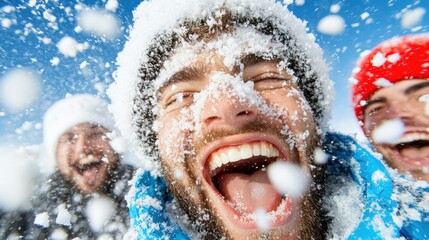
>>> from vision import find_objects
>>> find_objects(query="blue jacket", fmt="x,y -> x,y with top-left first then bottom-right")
128,132 -> 429,239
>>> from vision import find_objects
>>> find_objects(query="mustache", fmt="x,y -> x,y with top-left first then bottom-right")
192,119 -> 293,154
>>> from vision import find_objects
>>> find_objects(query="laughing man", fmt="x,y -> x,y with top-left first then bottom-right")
31,94 -> 135,239
352,34 -> 429,183
109,0 -> 428,239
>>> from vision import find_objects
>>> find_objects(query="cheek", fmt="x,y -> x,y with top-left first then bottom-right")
260,90 -> 314,128
56,147 -> 72,175
158,110 -> 195,163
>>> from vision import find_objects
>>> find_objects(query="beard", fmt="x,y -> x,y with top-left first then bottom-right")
161,119 -> 327,239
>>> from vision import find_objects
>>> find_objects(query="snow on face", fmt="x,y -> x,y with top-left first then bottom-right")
155,28 -> 314,164
154,28 -> 284,95
154,26 -> 322,237
108,0 -> 333,166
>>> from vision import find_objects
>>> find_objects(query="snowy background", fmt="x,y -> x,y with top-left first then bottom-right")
0,0 -> 427,208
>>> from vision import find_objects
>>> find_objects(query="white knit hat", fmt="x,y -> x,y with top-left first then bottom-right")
43,94 -> 115,161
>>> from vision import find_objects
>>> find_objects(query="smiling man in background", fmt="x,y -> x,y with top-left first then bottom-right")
30,94 -> 135,239
352,34 -> 429,182
109,0 -> 428,239
352,34 -> 429,239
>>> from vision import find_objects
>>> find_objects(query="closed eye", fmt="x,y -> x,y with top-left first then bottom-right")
162,92 -> 195,112
365,105 -> 384,117
252,75 -> 289,90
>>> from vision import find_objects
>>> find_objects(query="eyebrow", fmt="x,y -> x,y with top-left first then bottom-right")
241,54 -> 280,69
162,64 -> 208,89
363,97 -> 386,112
404,81 -> 429,95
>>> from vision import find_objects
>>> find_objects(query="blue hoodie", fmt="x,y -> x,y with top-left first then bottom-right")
128,132 -> 429,239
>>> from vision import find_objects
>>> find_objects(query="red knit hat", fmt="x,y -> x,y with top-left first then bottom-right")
352,34 -> 429,125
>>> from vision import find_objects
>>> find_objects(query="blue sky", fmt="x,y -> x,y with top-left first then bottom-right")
0,0 -> 427,146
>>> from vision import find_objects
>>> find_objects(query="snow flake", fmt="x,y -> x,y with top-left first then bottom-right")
50,57 -> 60,66
105,0 -> 119,12
0,68 -> 41,112
77,9 -> 121,39
373,78 -> 393,88
387,53 -> 400,63
371,52 -> 386,67
86,196 -> 116,232
1,18 -> 12,28
56,203 -> 72,226
43,10 -> 56,22
330,4 -> 340,14
34,212 -> 50,228
401,7 -> 426,29
360,12 -> 369,20
317,15 -> 345,35
267,161 -> 309,198
56,36 -> 86,57
371,170 -> 387,184
253,208 -> 270,232
371,118 -> 405,144
314,147 -> 329,164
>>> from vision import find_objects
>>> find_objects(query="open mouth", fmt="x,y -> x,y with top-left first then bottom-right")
75,162 -> 102,175
73,155 -> 103,176
390,133 -> 429,165
204,140 -> 294,228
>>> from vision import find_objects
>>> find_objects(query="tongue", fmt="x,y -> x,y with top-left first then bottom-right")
217,168 -> 282,214
400,145 -> 429,162
81,165 -> 100,183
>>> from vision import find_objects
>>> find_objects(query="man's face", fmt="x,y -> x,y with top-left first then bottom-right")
56,123 -> 119,194
364,79 -> 429,181
157,50 -> 322,239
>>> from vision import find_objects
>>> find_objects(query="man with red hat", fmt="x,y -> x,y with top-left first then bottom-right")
352,34 -> 429,183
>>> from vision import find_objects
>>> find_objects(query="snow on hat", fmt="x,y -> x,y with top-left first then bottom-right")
108,0 -> 333,163
43,94 -> 115,161
352,34 -> 429,124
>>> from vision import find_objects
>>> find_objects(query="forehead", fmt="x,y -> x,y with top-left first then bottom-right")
154,27 -> 284,91
66,123 -> 107,135
370,79 -> 429,100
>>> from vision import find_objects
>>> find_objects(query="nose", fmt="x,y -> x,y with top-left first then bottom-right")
386,101 -> 413,120
200,94 -> 258,131
74,133 -> 90,153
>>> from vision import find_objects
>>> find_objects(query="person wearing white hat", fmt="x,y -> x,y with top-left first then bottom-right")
30,94 -> 135,239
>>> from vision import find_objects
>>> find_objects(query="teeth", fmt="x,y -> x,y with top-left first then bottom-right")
227,148 -> 241,163
209,141 -> 280,172
240,144 -> 252,159
397,133 -> 429,145
252,144 -> 261,156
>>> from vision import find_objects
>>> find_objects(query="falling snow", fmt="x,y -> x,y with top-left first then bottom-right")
372,118 -> 405,144
317,15 -> 346,35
